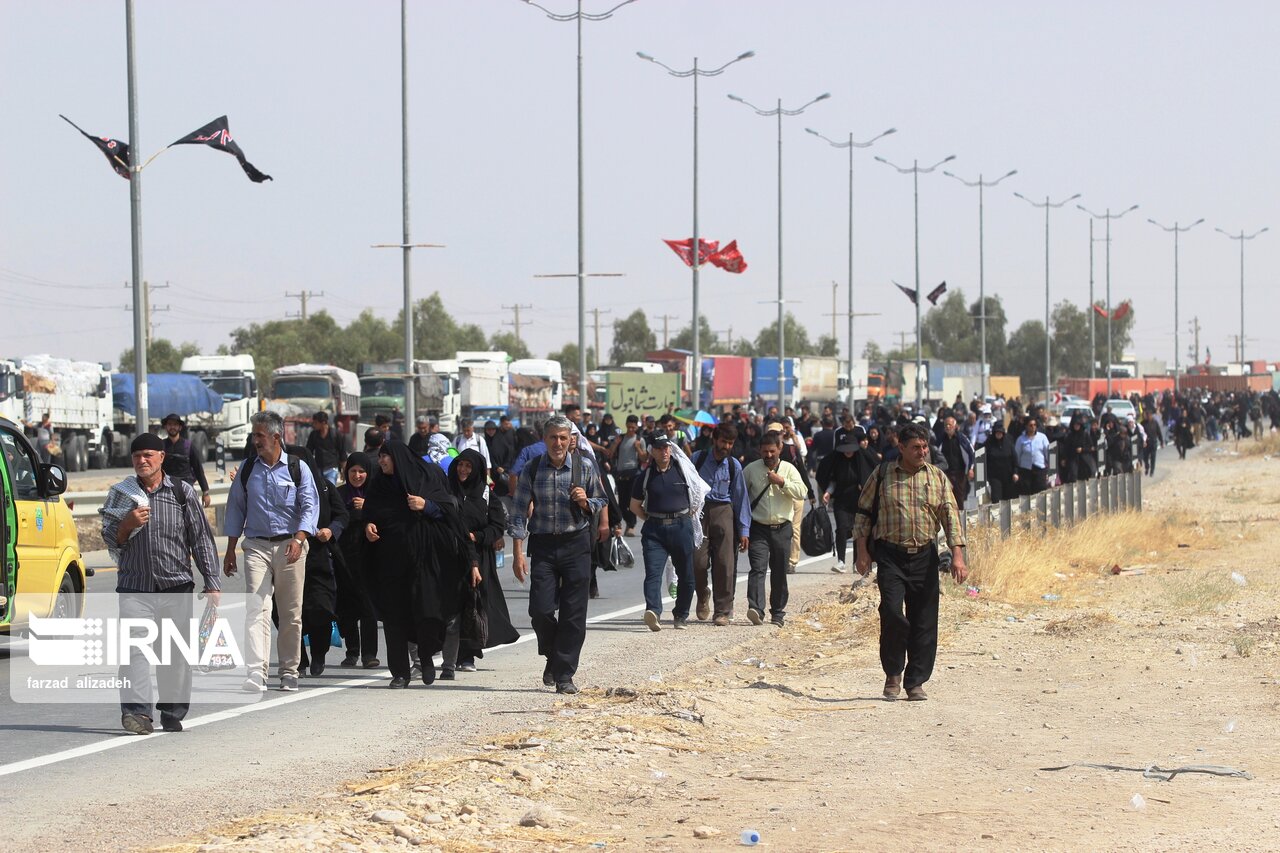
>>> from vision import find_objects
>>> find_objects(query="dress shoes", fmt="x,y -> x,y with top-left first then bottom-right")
883,674 -> 902,701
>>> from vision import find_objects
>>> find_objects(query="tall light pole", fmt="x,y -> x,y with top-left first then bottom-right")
637,48 -> 754,410
524,0 -> 637,411
875,154 -> 956,407
125,0 -> 148,431
1148,217 -> 1204,392
944,168 -> 1017,398
806,124 -> 897,400
1016,191 -> 1081,403
1214,226 -> 1269,369
728,91 -> 831,407
1078,204 -> 1139,398
398,0 -> 414,419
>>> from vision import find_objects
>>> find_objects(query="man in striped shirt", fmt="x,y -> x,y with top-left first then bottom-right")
853,422 -> 967,702
100,432 -> 221,735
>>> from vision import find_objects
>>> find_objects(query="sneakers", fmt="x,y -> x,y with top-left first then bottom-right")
438,668 -> 456,681
242,673 -> 266,694
712,614 -> 729,627
787,564 -> 797,575
457,661 -> 477,673
673,616 -> 688,630
696,598 -> 711,621
770,616 -> 785,627
542,662 -> 555,687
280,675 -> 299,692
643,610 -> 662,632
556,680 -> 580,695
883,674 -> 902,701
668,582 -> 678,598
747,608 -> 764,626
832,561 -> 848,573
121,713 -> 153,735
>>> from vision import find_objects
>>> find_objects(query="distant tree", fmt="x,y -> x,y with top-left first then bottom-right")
861,340 -> 886,364
547,342 -> 596,379
488,331 -> 531,361
609,310 -> 656,365
1002,319 -> 1048,395
921,290 -> 979,362
668,315 -> 721,353
729,337 -> 756,358
752,312 -> 816,356
814,334 -> 839,357
118,338 -> 201,374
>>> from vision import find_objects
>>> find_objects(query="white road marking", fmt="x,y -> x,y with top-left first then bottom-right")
0,552 -> 834,777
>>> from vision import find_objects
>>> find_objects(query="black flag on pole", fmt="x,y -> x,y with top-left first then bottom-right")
894,282 -> 918,305
926,280 -> 947,306
169,116 -> 272,183
60,115 -> 130,180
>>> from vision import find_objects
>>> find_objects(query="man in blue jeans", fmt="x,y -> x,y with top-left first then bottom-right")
629,434 -> 695,631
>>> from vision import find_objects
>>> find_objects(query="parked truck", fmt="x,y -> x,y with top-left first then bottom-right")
699,355 -> 752,411
0,355 -> 113,472
268,364 -> 361,450
180,354 -> 260,461
796,356 -> 846,407
109,372 -> 226,465
459,361 -> 510,424
509,359 -> 563,427
358,360 -> 460,435
751,357 -> 797,410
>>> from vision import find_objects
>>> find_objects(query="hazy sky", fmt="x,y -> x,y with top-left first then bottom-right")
3,1 -> 1278,372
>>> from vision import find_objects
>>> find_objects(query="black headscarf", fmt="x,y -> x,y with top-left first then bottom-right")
448,448 -> 489,502
374,440 -> 458,512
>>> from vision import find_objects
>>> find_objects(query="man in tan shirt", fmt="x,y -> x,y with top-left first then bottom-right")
853,422 -> 967,702
742,432 -> 809,626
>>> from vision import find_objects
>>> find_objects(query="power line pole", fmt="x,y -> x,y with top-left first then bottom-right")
589,307 -> 611,369
124,279 -> 170,351
503,303 -> 534,345
285,289 -> 323,321
655,313 -> 679,348
1188,317 -> 1201,366
714,326 -> 733,349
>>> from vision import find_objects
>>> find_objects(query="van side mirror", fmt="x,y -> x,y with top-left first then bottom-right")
41,463 -> 67,496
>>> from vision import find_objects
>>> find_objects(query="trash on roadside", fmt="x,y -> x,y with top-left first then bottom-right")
740,829 -> 762,846
1130,793 -> 1146,811
1231,572 -> 1248,587
966,586 -> 980,598
1042,593 -> 1062,602
1225,719 -> 1238,734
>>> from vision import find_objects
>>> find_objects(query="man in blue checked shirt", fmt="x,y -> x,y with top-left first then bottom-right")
223,411 -> 319,693
508,415 -> 605,696
690,422 -> 750,626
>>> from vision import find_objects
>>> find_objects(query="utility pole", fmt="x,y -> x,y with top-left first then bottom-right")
823,281 -> 838,341
286,289 -> 323,321
1232,334 -> 1242,364
1189,317 -> 1201,366
589,307 -> 611,369
655,313 -> 679,348
503,303 -> 533,345
715,326 -> 733,349
124,280 -> 170,350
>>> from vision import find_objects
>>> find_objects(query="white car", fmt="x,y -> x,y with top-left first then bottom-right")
1102,399 -> 1136,420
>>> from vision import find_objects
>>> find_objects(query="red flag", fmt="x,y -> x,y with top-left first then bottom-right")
894,282 -> 918,305
1112,301 -> 1131,322
708,240 -> 748,274
662,238 -> 719,268
926,280 -> 947,306
1092,303 -> 1109,319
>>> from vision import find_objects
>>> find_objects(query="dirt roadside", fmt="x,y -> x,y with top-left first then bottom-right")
152,444 -> 1279,853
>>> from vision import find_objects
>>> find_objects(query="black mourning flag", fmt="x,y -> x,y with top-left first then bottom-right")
60,115 -> 130,180
926,281 -> 947,306
894,282 -> 918,305
169,116 -> 272,183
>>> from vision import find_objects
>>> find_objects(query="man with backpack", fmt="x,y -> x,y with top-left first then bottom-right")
852,423 -> 966,702
508,415 -> 607,695
223,411 -> 320,693
691,422 -> 750,626
628,434 -> 697,632
608,415 -> 648,536
161,413 -> 212,508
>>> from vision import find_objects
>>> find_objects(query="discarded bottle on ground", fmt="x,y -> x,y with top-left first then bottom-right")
1230,571 -> 1247,587
740,829 -> 761,846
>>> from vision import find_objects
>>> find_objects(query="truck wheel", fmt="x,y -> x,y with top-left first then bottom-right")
191,431 -> 210,463
75,436 -> 89,472
52,571 -> 80,619
62,436 -> 82,473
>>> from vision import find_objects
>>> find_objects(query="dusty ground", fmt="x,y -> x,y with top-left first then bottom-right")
155,442 -> 1279,852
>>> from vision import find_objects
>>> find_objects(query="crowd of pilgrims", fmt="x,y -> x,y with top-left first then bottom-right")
277,385 -> 1277,687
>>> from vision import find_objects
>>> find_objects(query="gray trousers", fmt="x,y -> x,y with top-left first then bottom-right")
119,582 -> 194,722
692,501 -> 738,617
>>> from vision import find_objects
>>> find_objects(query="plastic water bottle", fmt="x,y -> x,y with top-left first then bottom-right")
740,829 -> 761,846
495,549 -> 506,568
1230,571 -> 1247,587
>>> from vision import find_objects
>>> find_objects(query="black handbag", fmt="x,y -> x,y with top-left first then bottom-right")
800,503 -> 834,557
460,587 -> 488,648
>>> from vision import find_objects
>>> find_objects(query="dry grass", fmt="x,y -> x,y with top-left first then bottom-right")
1238,432 -> 1280,458
966,509 -> 1216,606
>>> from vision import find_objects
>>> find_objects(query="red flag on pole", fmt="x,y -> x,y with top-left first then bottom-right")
708,240 -> 748,273
1092,303 -> 1109,319
663,238 -> 719,268
1111,301 -> 1131,322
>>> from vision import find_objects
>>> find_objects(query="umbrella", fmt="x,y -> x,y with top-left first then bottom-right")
674,408 -> 718,428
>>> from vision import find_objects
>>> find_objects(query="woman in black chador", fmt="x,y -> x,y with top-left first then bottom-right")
439,448 -> 520,678
362,441 -> 469,688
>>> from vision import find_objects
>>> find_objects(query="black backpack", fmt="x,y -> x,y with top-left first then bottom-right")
239,452 -> 304,496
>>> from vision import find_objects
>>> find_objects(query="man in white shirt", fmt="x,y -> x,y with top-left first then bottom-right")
453,417 -> 492,469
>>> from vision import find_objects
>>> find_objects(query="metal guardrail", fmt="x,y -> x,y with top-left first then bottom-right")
70,480 -> 232,523
963,468 -> 1143,537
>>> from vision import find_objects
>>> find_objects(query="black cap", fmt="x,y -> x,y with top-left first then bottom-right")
131,432 -> 165,453
160,413 -> 184,427
484,420 -> 498,429
650,434 -> 674,448
835,441 -> 859,453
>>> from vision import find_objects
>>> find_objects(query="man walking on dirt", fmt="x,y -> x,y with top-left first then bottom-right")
853,423 -> 967,702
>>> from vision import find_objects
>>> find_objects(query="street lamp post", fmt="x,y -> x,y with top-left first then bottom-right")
944,168 -> 1017,398
637,48 -> 754,410
1214,226 -> 1269,368
524,0 -> 637,412
875,154 -> 956,407
125,0 -> 148,430
1148,217 -> 1204,392
1015,191 -> 1081,404
727,91 -> 830,409
806,125 -> 897,402
1077,204 -> 1139,398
